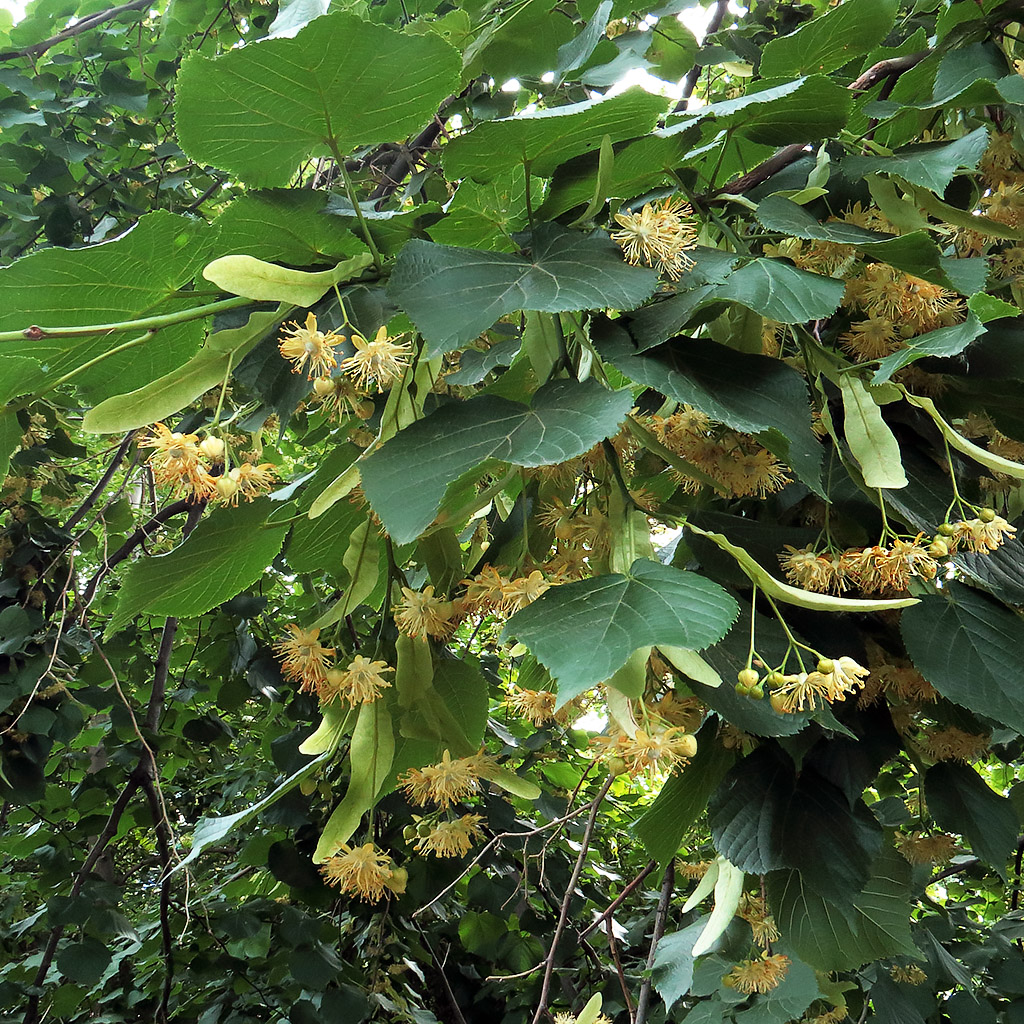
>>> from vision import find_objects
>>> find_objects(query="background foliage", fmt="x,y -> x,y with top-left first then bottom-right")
2,0 -> 1024,1022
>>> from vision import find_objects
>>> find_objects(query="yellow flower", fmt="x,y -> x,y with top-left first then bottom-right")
339,326 -> 411,390
312,375 -> 374,422
816,656 -> 870,702
320,655 -> 394,705
274,624 -> 335,690
676,860 -> 713,880
461,566 -> 511,613
769,672 -> 831,713
614,728 -> 697,777
841,316 -> 898,360
320,842 -> 402,901
394,585 -> 455,638
400,749 -> 482,808
738,892 -> 781,947
278,312 -> 341,378
413,814 -> 484,857
724,953 -> 790,994
952,515 -> 1017,552
500,570 -> 550,613
507,686 -> 558,727
140,423 -> 208,496
896,830 -> 958,865
610,197 -> 698,280
778,546 -> 848,593
923,725 -> 990,763
890,964 -> 928,985
233,462 -> 278,501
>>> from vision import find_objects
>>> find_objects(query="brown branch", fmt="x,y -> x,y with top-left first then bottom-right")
530,774 -> 615,1024
63,431 -> 136,532
140,774 -> 174,1024
579,859 -> 658,939
674,0 -> 730,111
0,0 -> 152,61
606,919 -> 636,1023
709,49 -> 930,197
634,862 -> 675,1024
147,618 -> 178,732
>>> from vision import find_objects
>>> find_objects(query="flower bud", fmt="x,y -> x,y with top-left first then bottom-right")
313,376 -> 335,398
737,668 -> 759,688
199,436 -> 225,460
817,658 -> 835,674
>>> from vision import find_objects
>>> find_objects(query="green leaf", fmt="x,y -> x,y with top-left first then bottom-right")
359,377 -> 633,544
314,700 -> 395,861
202,254 -> 374,305
967,292 -> 1022,323
82,308 -> 286,434
709,257 -> 846,323
599,330 -> 824,493
767,844 -> 919,972
686,523 -> 919,612
843,126 -> 989,195
669,76 -> 852,147
759,0 -> 899,78
57,938 -> 112,987
474,760 -> 542,801
645,17 -> 698,81
634,725 -> 736,864
389,224 -> 658,356
556,0 -> 613,75
429,166 -> 530,252
503,559 -> 738,696
903,584 -> 1024,736
733,953 -> 819,1024
106,499 -> 289,636
926,762 -> 1019,880
651,920 -> 707,1011
708,744 -> 883,901
840,374 -> 908,488
0,211 -> 214,398
442,88 -> 667,183
871,314 -> 986,384
299,702 -> 351,757
175,12 -> 460,187
0,409 -> 21,485
212,189 -> 370,266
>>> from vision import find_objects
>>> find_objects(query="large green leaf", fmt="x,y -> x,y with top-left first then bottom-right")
709,257 -> 846,323
599,330 -> 823,493
503,559 -> 738,696
359,377 -> 633,543
759,0 -> 899,78
175,13 -> 460,187
650,919 -> 708,1011
389,224 -> 658,356
708,744 -> 882,901
902,584 -> 1024,734
767,844 -> 919,972
106,499 -> 289,636
925,762 -> 1019,880
442,88 -> 667,183
634,724 -> 735,864
843,126 -> 988,195
0,211 -> 214,399
667,76 -> 852,147
212,190 -> 370,265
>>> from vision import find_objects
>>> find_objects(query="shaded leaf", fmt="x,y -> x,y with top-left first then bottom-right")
872,314 -> 986,384
360,377 -> 633,543
107,499 -> 289,636
389,224 -> 658,356
651,919 -> 708,1011
503,558 -> 738,696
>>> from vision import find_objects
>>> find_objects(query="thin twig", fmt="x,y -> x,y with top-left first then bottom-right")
674,0 -> 729,110
0,0 -> 152,61
606,919 -> 636,1023
634,862 -> 675,1024
579,859 -> 658,939
530,775 -> 615,1024
63,431 -> 136,532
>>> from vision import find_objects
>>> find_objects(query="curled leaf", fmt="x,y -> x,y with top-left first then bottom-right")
203,253 -> 373,304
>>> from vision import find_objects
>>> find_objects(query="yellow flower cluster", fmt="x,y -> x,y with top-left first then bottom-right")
891,964 -> 928,985
394,585 -> 458,639
766,657 -> 870,714
650,407 -> 790,498
724,953 -> 790,994
779,539 -> 939,594
320,842 -> 406,901
399,750 -> 495,808
923,725 -> 990,763
610,196 -> 698,280
461,567 -> 551,617
506,686 -> 558,727
412,814 -> 484,857
140,424 -> 276,505
738,892 -> 781,947
593,726 -> 697,778
274,627 -> 394,705
896,830 -> 958,865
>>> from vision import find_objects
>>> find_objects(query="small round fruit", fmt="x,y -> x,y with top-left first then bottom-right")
817,658 -> 835,674
765,670 -> 784,687
606,756 -> 628,777
980,507 -> 997,523
748,683 -> 765,699
737,668 -> 760,688
735,682 -> 751,696
928,539 -> 949,557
